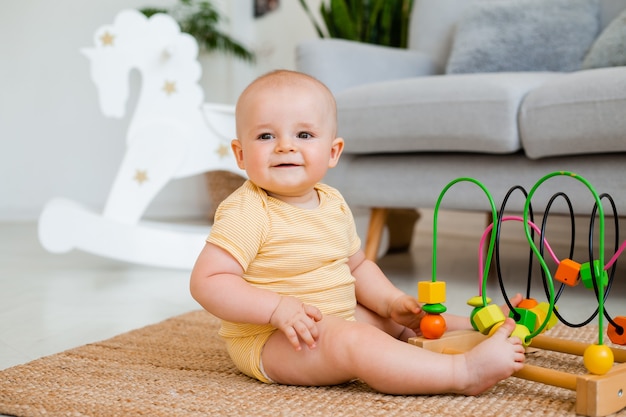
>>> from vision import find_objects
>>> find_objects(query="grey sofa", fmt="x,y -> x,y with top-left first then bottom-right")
297,0 -> 626,259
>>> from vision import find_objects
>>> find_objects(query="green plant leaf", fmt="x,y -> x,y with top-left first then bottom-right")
298,0 -> 326,38
299,0 -> 414,48
140,0 -> 255,63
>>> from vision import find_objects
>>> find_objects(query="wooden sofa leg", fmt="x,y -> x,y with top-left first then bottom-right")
364,208 -> 389,261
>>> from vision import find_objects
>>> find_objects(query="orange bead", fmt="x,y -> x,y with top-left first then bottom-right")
555,258 -> 581,286
517,298 -> 538,309
607,316 -> 626,345
420,313 -> 447,339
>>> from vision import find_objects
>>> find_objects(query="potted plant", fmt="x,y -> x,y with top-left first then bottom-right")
298,0 -> 414,48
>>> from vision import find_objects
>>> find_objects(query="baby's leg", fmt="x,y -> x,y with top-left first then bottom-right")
261,315 -> 524,395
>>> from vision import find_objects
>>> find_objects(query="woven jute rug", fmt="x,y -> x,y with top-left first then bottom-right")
1,310 -> 626,417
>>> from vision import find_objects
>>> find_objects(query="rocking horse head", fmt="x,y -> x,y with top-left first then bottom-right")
81,9 -> 201,119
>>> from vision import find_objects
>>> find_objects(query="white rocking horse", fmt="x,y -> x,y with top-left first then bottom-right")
39,9 -> 388,269
38,9 -> 243,269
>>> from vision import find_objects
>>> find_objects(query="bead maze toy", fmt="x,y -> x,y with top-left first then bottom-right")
409,171 -> 626,417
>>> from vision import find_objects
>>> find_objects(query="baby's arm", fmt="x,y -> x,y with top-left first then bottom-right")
349,250 -> 520,333
190,243 -> 321,350
349,249 -> 424,332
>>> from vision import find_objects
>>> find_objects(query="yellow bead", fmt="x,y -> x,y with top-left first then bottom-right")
584,344 -> 614,375
473,304 -> 506,334
529,305 -> 547,332
534,302 -> 558,330
487,320 -> 504,337
466,295 -> 491,308
510,324 -> 531,347
418,281 -> 446,304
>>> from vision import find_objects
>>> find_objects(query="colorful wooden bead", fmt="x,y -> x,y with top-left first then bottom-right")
422,303 -> 447,314
466,295 -> 491,308
580,260 -> 608,289
510,307 -> 537,333
511,324 -> 531,347
472,304 -> 506,334
418,281 -> 446,304
554,258 -> 581,286
531,302 -> 558,332
607,316 -> 626,345
420,313 -> 447,339
469,307 -> 480,332
487,320 -> 504,337
487,321 -> 530,346
517,298 -> 538,309
583,343 -> 614,375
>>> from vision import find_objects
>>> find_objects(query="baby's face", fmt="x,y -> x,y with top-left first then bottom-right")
232,78 -> 343,205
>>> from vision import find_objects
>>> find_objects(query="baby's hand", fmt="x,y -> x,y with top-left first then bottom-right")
388,294 -> 424,332
269,296 -> 322,351
500,293 -> 523,316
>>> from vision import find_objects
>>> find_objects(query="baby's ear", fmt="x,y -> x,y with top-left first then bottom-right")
328,137 -> 344,168
231,139 -> 246,169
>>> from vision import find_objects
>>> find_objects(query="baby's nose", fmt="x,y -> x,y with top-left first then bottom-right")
276,136 -> 296,151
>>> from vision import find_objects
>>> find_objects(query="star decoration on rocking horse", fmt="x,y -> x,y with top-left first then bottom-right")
162,80 -> 177,96
215,144 -> 230,159
133,169 -> 149,185
100,31 -> 115,46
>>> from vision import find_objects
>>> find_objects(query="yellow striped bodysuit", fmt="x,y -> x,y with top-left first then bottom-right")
207,180 -> 361,383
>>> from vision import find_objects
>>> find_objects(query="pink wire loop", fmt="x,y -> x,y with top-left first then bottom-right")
478,216 -> 560,292
605,240 -> 626,270
478,216 -> 626,292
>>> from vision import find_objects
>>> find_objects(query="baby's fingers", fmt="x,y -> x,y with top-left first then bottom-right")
294,320 -> 318,350
303,304 -> 323,322
282,326 -> 304,351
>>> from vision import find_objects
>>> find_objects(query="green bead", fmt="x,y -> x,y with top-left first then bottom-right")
423,303 -> 447,314
470,307 -> 480,331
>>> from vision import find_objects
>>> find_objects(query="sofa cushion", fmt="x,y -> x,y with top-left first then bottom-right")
520,67 -> 626,159
583,8 -> 626,69
408,0 -> 478,72
446,0 -> 600,74
336,72 -> 562,155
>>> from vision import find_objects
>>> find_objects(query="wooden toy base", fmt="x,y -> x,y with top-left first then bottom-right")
409,331 -> 626,417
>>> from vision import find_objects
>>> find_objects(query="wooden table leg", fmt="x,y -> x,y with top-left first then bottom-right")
364,208 -> 388,261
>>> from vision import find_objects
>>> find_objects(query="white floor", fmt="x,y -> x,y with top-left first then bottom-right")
2,210 -> 625,371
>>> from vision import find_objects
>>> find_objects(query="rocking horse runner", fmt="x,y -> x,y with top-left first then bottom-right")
38,9 -> 242,269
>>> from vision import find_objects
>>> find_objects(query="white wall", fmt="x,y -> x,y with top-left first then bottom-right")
0,0 -> 321,221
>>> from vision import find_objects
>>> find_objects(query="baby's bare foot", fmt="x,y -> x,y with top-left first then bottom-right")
457,318 -> 525,395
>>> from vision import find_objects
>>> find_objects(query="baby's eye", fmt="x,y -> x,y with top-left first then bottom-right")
297,132 -> 313,139
258,133 -> 273,140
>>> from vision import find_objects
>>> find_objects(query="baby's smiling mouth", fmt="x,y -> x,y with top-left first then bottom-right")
274,163 -> 300,168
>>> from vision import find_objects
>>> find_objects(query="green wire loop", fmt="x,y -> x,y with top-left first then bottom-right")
522,171 -> 605,344
432,172 -> 606,346
432,177 -> 498,308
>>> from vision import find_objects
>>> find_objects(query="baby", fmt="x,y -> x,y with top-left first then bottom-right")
190,69 -> 525,395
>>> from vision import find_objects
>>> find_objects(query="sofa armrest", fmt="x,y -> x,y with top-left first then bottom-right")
296,38 -> 438,94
